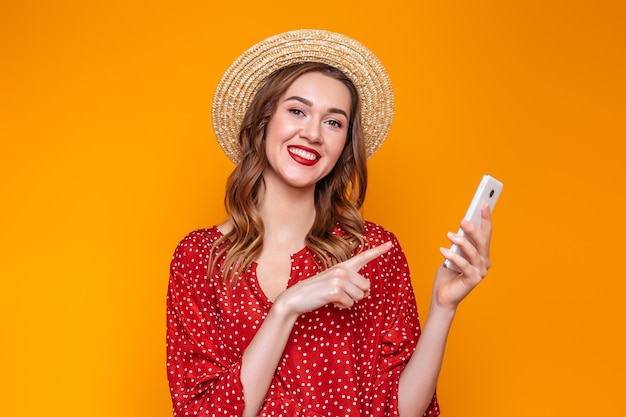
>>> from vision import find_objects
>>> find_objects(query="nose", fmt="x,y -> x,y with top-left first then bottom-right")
300,118 -> 321,142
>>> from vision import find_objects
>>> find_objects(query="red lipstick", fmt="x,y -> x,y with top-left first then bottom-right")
288,145 -> 320,166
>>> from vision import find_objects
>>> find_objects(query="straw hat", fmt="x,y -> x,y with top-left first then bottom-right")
211,29 -> 394,164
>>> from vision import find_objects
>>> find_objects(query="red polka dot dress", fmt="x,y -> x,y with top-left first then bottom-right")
166,222 -> 440,416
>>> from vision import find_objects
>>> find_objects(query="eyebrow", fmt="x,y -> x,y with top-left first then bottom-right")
284,95 -> 349,119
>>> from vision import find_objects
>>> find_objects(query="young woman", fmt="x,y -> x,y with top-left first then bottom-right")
166,30 -> 493,417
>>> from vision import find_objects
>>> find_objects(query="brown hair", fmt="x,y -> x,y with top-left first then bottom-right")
213,62 -> 368,285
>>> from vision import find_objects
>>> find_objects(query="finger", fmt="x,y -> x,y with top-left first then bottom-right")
478,204 -> 493,256
331,266 -> 371,292
440,247 -> 483,282
445,234 -> 481,278
447,231 -> 479,262
332,300 -> 355,310
480,203 -> 493,235
460,204 -> 493,267
330,287 -> 358,309
345,241 -> 393,271
460,205 -> 491,253
447,231 -> 489,277
344,279 -> 369,301
332,283 -> 369,309
440,247 -> 470,273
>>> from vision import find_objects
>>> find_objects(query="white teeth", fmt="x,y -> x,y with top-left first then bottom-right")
289,147 -> 318,161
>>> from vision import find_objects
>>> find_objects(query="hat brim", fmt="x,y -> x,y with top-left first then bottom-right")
212,29 -> 394,164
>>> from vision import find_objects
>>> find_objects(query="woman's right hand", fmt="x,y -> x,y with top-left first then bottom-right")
273,241 -> 393,316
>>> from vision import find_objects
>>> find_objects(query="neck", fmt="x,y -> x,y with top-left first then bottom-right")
257,180 -> 316,251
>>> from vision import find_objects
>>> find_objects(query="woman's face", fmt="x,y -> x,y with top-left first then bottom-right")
263,71 -> 351,192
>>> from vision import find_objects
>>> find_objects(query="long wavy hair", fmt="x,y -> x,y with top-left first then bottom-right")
212,62 -> 368,285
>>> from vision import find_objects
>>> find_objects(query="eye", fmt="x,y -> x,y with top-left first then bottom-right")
289,108 -> 305,116
326,119 -> 343,128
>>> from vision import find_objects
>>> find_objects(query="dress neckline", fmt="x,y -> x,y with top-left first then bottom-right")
210,225 -> 312,305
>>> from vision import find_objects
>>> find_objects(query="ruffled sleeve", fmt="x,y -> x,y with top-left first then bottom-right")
166,230 -> 246,416
363,228 -> 440,416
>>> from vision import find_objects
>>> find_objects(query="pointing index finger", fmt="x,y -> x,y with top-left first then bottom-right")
346,241 -> 393,271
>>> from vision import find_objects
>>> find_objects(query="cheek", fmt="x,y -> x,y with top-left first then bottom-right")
331,137 -> 348,159
264,123 -> 283,152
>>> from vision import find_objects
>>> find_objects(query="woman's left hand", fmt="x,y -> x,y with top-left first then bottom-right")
433,203 -> 494,311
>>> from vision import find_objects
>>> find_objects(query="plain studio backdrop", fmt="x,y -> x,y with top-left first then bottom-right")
1,1 -> 624,415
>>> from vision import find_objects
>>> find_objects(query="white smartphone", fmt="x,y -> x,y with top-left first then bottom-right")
443,174 -> 503,272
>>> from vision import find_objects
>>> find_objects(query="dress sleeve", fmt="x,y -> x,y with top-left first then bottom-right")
369,234 -> 440,416
166,232 -> 246,416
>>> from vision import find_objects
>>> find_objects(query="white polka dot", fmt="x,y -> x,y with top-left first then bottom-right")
166,223 -> 440,416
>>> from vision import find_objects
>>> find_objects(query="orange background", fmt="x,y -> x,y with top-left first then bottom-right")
1,1 -> 624,416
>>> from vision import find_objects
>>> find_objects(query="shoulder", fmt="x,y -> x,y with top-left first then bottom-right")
362,221 -> 409,268
363,220 -> 400,247
359,222 -> 413,291
172,227 -> 222,259
169,227 -> 224,285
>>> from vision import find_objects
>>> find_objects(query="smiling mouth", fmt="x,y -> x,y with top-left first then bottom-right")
288,146 -> 319,161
